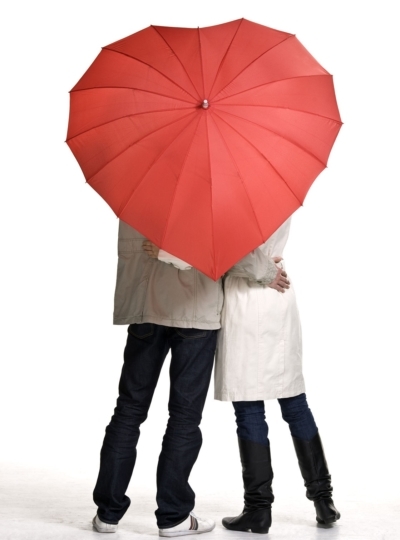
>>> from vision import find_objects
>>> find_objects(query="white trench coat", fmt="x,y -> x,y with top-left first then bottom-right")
214,218 -> 305,401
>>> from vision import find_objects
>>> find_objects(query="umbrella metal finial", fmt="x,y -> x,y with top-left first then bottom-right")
202,99 -> 209,109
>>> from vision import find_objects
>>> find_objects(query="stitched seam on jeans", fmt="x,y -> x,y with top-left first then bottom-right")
128,324 -> 154,339
175,329 -> 207,339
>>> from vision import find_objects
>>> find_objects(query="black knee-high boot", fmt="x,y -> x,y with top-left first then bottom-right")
222,438 -> 274,534
292,432 -> 340,525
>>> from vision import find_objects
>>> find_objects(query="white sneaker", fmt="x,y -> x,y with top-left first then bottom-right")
92,515 -> 118,533
159,511 -> 215,537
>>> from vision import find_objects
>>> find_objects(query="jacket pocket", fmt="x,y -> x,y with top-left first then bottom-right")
128,323 -> 154,339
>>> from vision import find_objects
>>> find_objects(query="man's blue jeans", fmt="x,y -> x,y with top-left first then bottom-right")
233,394 -> 318,446
93,323 -> 217,528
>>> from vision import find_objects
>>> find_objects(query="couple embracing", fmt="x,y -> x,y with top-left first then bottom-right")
91,218 -> 340,536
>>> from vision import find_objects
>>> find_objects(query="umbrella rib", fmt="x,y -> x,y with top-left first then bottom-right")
103,46 -> 198,102
212,110 -> 306,206
205,114 -> 216,275
214,108 -> 327,168
117,114 -> 200,220
70,86 -> 194,105
87,110 -> 196,183
213,74 -> 336,105
208,113 -> 265,241
152,26 -> 202,101
210,34 -> 296,101
197,26 -> 206,99
207,18 -> 244,100
66,107 -> 194,142
160,115 -> 203,247
216,103 -> 342,125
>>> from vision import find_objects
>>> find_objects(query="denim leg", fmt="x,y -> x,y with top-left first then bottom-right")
155,328 -> 218,529
233,401 -> 270,447
278,393 -> 318,441
93,323 -> 169,524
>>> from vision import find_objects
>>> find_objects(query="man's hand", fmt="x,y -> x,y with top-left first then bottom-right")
142,240 -> 160,259
269,256 -> 290,293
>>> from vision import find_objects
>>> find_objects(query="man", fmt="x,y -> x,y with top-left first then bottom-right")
92,220 -> 223,536
92,220 -> 289,535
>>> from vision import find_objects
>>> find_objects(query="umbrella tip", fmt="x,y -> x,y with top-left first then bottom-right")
202,99 -> 209,109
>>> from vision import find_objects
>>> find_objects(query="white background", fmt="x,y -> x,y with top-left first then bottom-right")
1,0 -> 399,522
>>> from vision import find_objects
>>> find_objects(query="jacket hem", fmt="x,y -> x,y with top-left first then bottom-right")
214,383 -> 306,402
114,315 -> 221,330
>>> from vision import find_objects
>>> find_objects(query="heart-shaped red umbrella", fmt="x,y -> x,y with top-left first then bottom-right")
67,18 -> 341,280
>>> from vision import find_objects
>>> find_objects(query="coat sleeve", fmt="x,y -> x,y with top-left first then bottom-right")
158,250 -> 192,271
227,248 -> 278,285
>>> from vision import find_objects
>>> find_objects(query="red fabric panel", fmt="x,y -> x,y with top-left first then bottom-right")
213,36 -> 328,102
206,111 -> 265,277
67,88 -> 193,141
214,106 -> 341,166
209,19 -> 292,101
105,26 -> 199,100
212,110 -> 316,216
198,19 -> 242,98
160,114 -> 215,277
68,112 -> 197,217
67,109 -> 196,181
71,49 -> 193,102
118,115 -> 202,246
216,75 -> 341,122
153,25 -> 204,101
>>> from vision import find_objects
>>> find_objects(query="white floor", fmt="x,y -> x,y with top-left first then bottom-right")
1,464 -> 399,540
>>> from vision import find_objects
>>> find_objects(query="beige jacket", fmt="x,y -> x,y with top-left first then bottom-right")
113,220 -> 223,329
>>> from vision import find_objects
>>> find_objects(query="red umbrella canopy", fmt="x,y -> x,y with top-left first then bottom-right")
67,18 -> 342,280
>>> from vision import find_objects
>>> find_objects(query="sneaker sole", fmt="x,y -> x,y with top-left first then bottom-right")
92,517 -> 118,533
159,524 -> 215,537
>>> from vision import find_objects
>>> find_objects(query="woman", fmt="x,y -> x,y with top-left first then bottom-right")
214,217 -> 340,533
142,218 -> 340,534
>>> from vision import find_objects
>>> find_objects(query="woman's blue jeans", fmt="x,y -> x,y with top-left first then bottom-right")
233,394 -> 318,446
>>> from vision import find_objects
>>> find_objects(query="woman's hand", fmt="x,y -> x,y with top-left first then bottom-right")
269,257 -> 290,293
142,240 -> 160,259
